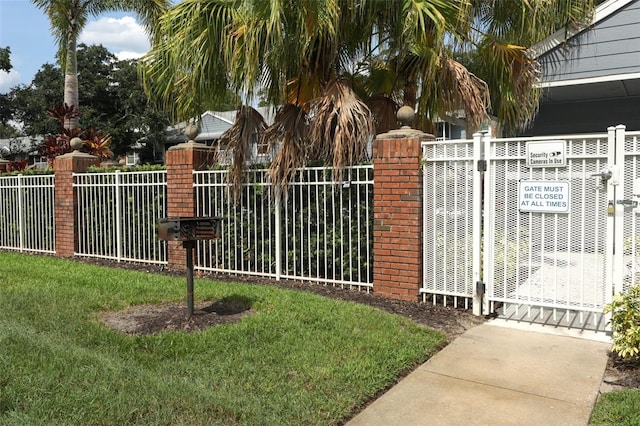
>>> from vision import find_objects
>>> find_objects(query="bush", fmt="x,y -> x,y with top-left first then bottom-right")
605,285 -> 640,359
87,164 -> 166,173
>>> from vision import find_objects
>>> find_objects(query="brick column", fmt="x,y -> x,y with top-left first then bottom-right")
165,138 -> 212,270
373,109 -> 433,301
53,149 -> 99,258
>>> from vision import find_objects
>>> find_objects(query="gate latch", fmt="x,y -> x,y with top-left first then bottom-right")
616,199 -> 638,208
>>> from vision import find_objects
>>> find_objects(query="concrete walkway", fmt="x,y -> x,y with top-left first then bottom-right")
348,322 -> 611,426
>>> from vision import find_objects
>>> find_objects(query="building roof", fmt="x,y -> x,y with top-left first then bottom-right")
166,107 -> 277,144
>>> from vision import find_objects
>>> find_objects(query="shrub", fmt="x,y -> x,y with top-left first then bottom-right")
605,285 -> 640,359
39,104 -> 114,166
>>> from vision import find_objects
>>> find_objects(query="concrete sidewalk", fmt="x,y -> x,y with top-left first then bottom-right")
348,322 -> 611,426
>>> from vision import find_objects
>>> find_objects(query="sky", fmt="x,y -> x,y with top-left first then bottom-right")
0,0 -> 152,94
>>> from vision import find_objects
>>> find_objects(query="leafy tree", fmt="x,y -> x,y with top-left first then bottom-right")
0,123 -> 20,139
75,44 -> 118,131
0,47 -> 14,130
10,64 -> 64,136
8,44 -> 170,159
141,0 -> 595,192
31,0 -> 169,129
107,57 -> 169,161
0,94 -> 14,134
0,46 -> 10,72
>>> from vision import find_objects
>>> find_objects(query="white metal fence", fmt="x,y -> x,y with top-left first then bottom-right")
74,170 -> 167,264
0,174 -> 55,253
423,130 -> 629,330
194,165 -> 374,289
483,133 -> 610,328
421,138 -> 479,310
621,130 -> 640,291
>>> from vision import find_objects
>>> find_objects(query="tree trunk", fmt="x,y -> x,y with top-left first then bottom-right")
64,0 -> 80,130
402,77 -> 417,109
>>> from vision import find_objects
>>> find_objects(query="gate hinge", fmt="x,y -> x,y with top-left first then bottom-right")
477,159 -> 487,172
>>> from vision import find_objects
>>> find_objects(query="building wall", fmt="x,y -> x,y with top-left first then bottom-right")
525,96 -> 640,135
540,0 -> 640,82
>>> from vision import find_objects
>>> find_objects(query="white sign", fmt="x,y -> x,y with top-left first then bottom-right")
519,180 -> 570,213
526,140 -> 566,168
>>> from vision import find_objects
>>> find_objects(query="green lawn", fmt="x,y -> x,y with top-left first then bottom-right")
591,389 -> 640,425
0,251 -> 445,425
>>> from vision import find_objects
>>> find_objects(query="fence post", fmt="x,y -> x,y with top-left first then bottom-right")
613,124 -> 626,296
53,138 -> 100,258
473,132 -> 485,316
17,174 -> 24,252
114,169 -> 123,262
164,125 -> 213,270
373,106 -> 434,301
274,191 -> 282,280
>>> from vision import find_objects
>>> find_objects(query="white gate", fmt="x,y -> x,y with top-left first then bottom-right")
422,137 -> 481,310
423,126 -> 640,329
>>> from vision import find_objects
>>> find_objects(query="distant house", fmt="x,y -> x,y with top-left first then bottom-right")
166,110 -> 234,147
0,136 -> 47,169
524,0 -> 640,135
434,116 -> 467,141
155,105 -> 479,165
160,107 -> 276,165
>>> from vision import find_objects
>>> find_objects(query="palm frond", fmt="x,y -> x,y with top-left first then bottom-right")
366,95 -> 400,135
285,75 -> 322,108
140,0 -> 238,121
266,104 -> 310,195
476,38 -> 540,134
219,106 -> 267,200
308,78 -> 374,182
435,54 -> 490,133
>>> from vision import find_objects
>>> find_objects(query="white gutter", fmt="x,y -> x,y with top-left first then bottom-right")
537,71 -> 640,88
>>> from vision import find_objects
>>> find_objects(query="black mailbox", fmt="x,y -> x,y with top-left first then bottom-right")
158,217 -> 222,241
157,216 -> 223,317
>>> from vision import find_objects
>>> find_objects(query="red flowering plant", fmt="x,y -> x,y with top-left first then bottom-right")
39,104 -> 114,166
82,128 -> 114,160
5,159 -> 29,172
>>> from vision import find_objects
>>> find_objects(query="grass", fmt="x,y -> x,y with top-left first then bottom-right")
0,251 -> 445,425
590,389 -> 640,425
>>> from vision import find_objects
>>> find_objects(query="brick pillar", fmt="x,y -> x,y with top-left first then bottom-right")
53,150 -> 99,258
373,109 -> 433,301
165,138 -> 212,270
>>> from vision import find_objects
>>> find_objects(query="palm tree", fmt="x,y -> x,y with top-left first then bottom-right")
32,0 -> 169,129
457,0 -> 597,135
140,0 -> 595,191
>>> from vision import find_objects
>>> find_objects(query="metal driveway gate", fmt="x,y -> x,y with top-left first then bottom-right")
423,126 -> 640,328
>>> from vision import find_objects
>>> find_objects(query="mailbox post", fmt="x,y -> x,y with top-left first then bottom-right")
158,217 -> 222,316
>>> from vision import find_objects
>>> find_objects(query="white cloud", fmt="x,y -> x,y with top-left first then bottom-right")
0,70 -> 21,94
115,50 -> 145,60
79,16 -> 150,60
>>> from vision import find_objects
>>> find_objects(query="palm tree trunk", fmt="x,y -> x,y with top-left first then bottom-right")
64,0 -> 80,130
403,77 -> 417,109
64,41 -> 79,130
